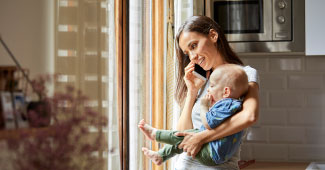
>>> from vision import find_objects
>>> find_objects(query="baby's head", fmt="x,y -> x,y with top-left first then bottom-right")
207,64 -> 248,104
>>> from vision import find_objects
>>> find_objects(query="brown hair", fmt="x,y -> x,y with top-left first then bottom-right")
175,16 -> 244,107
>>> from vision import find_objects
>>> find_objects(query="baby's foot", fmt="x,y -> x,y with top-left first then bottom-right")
138,119 -> 157,141
142,147 -> 163,165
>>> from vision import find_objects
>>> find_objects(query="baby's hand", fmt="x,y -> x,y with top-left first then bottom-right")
200,94 -> 211,108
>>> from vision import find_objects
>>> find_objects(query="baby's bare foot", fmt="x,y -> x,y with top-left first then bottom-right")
142,147 -> 163,165
138,119 -> 157,141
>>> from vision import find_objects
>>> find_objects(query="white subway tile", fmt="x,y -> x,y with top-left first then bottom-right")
259,109 -> 287,126
288,109 -> 322,126
305,128 -> 325,144
239,54 -> 325,161
269,127 -> 304,143
288,74 -> 322,89
246,127 -> 268,142
252,144 -> 288,161
259,91 -> 268,108
289,145 -> 325,161
241,58 -> 268,73
322,110 -> 325,126
240,144 -> 253,160
269,58 -> 302,72
306,56 -> 325,72
306,93 -> 325,107
269,92 -> 304,107
260,74 -> 286,89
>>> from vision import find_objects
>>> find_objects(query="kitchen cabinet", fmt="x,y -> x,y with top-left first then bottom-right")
306,0 -> 325,55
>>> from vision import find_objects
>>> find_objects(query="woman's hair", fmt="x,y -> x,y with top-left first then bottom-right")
175,15 -> 244,107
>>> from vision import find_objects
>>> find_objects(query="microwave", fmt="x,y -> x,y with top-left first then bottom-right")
194,0 -> 305,53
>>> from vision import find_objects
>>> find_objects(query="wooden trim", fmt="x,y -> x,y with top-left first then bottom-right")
152,0 -> 165,170
115,0 -> 129,169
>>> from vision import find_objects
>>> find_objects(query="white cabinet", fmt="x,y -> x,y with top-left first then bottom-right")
306,0 -> 325,55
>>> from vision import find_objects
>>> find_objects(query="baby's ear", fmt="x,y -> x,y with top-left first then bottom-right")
223,87 -> 231,98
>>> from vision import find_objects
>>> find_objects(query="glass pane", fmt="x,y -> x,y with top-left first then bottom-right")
214,0 -> 263,33
56,0 -> 119,169
58,6 -> 78,25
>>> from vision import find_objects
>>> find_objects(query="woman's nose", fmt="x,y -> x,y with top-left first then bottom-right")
189,51 -> 198,61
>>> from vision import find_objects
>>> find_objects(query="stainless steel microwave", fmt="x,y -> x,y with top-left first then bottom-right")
194,0 -> 305,53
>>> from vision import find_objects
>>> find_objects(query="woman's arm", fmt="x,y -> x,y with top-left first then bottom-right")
177,82 -> 259,157
177,61 -> 207,131
176,91 -> 197,130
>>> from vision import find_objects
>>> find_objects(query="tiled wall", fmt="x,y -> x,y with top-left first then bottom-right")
240,54 -> 325,162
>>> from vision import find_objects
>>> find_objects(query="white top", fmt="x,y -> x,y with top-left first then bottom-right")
175,65 -> 259,170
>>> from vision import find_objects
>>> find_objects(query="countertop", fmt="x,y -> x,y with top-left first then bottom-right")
243,161 -> 309,170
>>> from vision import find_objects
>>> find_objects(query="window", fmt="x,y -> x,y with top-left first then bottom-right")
55,0 -> 119,169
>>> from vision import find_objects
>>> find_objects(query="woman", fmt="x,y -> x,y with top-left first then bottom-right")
173,16 -> 259,169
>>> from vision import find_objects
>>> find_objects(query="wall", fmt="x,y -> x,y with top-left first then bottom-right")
241,54 -> 325,162
0,0 -> 54,78
0,1 -> 54,168
306,0 -> 325,55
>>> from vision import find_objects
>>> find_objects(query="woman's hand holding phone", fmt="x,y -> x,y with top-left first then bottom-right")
193,64 -> 207,81
184,62 -> 207,95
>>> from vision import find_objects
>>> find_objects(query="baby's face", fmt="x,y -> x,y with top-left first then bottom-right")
207,78 -> 224,105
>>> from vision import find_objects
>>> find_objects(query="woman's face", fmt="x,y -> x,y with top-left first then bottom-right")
178,30 -> 224,71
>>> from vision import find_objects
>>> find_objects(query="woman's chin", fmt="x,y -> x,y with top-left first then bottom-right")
202,65 -> 210,71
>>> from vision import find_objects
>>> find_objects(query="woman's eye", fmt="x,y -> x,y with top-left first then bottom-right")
190,43 -> 197,49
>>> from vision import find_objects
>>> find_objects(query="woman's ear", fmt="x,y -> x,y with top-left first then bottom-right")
209,29 -> 218,43
223,87 -> 231,98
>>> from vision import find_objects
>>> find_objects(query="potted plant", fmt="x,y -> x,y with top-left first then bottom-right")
6,76 -> 108,170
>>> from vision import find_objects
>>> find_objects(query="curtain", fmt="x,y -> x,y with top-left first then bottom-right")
55,0 -> 119,169
107,1 -> 120,169
166,0 -> 195,169
129,0 -> 152,169
166,0 -> 176,169
172,0 -> 194,132
128,0 -> 168,170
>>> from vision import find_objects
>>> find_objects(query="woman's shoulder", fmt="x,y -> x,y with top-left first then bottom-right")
241,65 -> 259,84
242,65 -> 257,74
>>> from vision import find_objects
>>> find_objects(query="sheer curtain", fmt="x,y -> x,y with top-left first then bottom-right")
129,0 -> 196,169
172,0 -> 196,127
171,0 -> 194,126
167,0 -> 195,169
55,0 -> 119,169
107,1 -> 120,169
129,0 -> 152,170
127,0 -> 190,169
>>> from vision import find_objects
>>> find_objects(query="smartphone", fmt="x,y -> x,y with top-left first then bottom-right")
193,64 -> 207,81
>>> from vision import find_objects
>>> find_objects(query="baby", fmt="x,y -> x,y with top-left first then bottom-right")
138,64 -> 249,166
